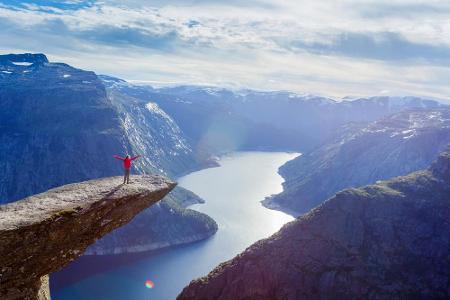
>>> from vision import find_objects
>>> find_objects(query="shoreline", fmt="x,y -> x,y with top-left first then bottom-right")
82,229 -> 216,256
260,152 -> 302,218
260,197 -> 300,218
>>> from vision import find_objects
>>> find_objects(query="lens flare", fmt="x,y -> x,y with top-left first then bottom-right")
145,280 -> 154,289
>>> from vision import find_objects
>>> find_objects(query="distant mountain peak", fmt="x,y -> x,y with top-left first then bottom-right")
98,74 -> 127,83
0,53 -> 49,65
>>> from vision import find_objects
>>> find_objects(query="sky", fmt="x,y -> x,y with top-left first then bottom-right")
1,0 -> 449,100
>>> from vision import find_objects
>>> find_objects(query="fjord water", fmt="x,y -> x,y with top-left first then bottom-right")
52,152 -> 297,300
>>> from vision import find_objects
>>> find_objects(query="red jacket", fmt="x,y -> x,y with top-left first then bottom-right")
114,155 -> 140,169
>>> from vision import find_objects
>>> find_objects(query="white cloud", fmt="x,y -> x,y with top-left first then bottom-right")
0,0 -> 449,99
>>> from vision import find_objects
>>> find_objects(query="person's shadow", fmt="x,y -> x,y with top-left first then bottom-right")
103,183 -> 125,199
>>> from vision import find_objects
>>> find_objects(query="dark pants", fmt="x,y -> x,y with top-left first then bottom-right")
124,168 -> 130,184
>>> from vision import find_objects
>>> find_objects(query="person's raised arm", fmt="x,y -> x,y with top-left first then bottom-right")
131,155 -> 141,161
113,155 -> 125,161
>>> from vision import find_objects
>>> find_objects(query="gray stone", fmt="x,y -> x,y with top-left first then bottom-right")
0,175 -> 175,299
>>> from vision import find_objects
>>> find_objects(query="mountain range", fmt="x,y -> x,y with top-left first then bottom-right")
3,53 -> 450,299
100,78 -> 443,154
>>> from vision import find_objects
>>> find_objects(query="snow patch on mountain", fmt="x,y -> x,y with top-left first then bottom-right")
12,62 -> 33,66
361,109 -> 450,140
146,102 -> 170,118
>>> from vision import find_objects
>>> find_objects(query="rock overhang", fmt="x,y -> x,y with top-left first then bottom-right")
0,175 -> 176,300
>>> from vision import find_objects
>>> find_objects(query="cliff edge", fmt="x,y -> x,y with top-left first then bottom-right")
0,175 -> 175,300
179,150 -> 450,300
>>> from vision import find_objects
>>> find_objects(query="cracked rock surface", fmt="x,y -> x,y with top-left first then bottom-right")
178,150 -> 450,300
0,175 -> 175,300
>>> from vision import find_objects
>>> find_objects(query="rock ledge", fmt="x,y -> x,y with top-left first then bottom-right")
0,175 -> 175,300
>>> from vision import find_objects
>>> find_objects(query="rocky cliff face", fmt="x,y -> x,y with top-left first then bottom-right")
0,53 -> 125,203
0,53 -> 196,203
178,150 -> 450,300
265,108 -> 450,216
0,53 -> 217,257
101,77 -> 200,176
0,175 -> 175,300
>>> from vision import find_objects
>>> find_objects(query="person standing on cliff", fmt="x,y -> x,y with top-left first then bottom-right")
113,154 -> 141,184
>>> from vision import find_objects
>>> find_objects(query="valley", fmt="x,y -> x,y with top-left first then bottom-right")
51,152 -> 297,299
1,53 -> 449,300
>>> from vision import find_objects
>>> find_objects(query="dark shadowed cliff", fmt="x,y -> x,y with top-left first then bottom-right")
178,149 -> 450,300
